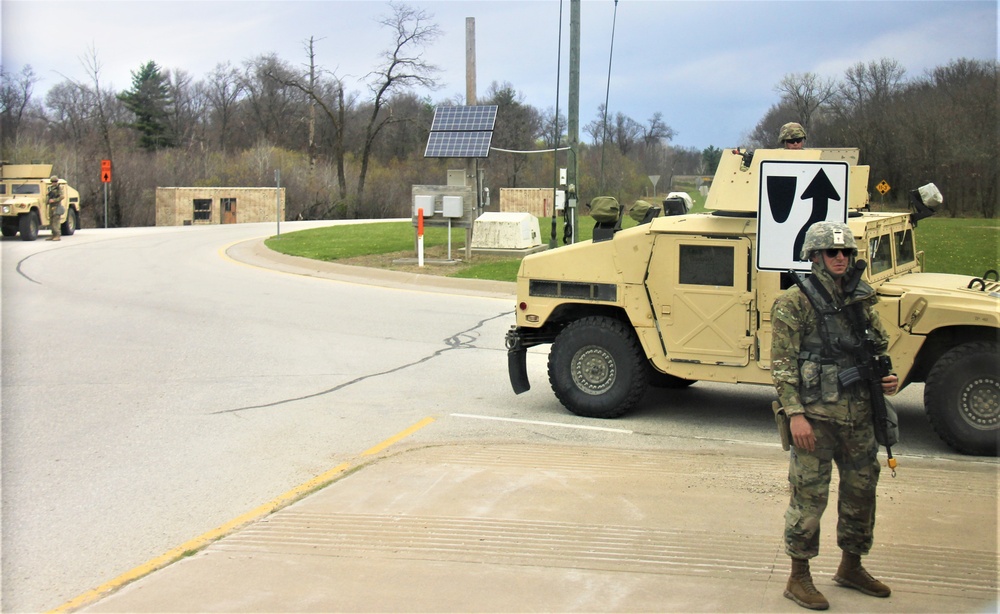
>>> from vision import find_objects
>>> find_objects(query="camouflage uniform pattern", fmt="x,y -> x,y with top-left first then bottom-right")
778,122 -> 807,143
771,261 -> 890,560
47,178 -> 64,238
798,220 -> 857,260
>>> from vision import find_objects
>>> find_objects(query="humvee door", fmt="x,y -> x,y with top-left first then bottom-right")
645,235 -> 754,366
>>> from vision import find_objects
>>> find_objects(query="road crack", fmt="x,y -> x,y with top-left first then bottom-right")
212,310 -> 514,414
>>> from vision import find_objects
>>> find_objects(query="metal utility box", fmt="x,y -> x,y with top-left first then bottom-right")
414,194 -> 434,217
443,196 -> 464,218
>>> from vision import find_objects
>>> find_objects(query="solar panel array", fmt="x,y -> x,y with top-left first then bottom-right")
424,105 -> 498,158
430,105 -> 497,131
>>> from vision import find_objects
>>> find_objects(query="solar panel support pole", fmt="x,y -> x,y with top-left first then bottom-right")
466,17 -> 477,260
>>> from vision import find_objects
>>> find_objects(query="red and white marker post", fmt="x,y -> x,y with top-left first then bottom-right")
417,208 -> 425,267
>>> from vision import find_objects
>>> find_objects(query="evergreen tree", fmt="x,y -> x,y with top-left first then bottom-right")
118,60 -> 174,150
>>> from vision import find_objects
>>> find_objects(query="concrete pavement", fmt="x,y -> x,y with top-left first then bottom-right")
67,239 -> 998,613
75,442 -> 997,613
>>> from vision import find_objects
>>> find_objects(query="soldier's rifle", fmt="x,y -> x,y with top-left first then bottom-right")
842,262 -> 898,476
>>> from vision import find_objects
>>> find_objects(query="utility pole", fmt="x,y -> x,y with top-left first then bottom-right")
465,17 -> 477,260
568,0 -> 580,243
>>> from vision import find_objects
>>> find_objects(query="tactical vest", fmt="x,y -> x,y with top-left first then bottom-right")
793,272 -> 872,405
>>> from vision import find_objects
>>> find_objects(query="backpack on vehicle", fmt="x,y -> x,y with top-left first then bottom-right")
588,196 -> 622,242
629,200 -> 661,224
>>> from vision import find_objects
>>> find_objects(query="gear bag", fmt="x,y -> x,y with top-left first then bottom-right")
588,196 -> 620,224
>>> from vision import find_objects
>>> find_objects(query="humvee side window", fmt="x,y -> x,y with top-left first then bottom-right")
869,235 -> 892,274
894,229 -> 915,265
193,199 -> 212,221
13,184 -> 40,195
679,245 -> 734,286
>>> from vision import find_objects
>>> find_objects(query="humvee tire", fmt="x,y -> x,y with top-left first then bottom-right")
925,341 -> 999,456
61,208 -> 78,236
548,316 -> 648,419
19,211 -> 39,241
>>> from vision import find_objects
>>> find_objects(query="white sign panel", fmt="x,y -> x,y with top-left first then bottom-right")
757,160 -> 849,272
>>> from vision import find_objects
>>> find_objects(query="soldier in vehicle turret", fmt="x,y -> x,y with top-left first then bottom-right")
779,122 -> 807,150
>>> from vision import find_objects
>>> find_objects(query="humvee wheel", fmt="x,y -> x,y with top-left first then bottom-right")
61,209 -> 78,236
548,316 -> 648,419
925,341 -> 999,456
19,211 -> 39,241
1,223 -> 16,237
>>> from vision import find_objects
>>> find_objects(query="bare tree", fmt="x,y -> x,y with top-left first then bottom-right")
78,46 -> 125,226
356,1 -> 442,209
0,64 -> 39,154
775,72 -> 837,131
483,81 -> 542,188
831,59 -> 907,194
541,107 -> 568,149
265,39 -> 349,199
204,62 -> 244,152
240,54 -> 308,150
165,68 -> 205,149
745,100 -> 800,148
642,112 -> 675,148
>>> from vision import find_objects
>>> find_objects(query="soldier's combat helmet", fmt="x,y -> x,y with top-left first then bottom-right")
49,175 -> 59,183
778,122 -> 807,143
800,221 -> 857,259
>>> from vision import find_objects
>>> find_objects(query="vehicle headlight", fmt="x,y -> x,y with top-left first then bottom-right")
1,205 -> 9,214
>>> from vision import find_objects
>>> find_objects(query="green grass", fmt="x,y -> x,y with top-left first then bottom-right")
265,214 -> 998,282
266,222 -> 421,260
912,217 -> 1000,276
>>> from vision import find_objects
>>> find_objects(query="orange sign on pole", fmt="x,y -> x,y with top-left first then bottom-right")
101,159 -> 111,183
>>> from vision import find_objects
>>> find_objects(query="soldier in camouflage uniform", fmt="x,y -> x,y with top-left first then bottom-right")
771,221 -> 898,610
46,175 -> 63,241
779,122 -> 807,149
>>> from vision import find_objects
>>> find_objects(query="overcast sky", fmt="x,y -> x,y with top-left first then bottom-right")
2,0 -> 996,149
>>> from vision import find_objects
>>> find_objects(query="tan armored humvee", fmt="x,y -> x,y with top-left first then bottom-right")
1,164 -> 81,241
506,147 -> 998,456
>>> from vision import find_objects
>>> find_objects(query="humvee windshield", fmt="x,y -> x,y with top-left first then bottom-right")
895,229 -> 916,265
870,229 -> 917,275
870,235 -> 893,274
12,184 -> 40,195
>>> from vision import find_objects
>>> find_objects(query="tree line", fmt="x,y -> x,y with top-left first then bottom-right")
1,2 -> 995,227
747,58 -> 997,217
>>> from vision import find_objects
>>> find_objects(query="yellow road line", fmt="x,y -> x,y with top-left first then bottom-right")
362,416 -> 436,456
51,417 -> 436,613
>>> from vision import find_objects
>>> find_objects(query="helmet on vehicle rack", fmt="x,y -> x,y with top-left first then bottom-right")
800,221 -> 857,260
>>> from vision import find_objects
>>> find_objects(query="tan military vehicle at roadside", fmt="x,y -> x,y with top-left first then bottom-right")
1,163 -> 81,241
506,147 -> 998,456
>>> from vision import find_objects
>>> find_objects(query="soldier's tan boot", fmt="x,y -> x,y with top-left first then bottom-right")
785,557 -> 829,610
834,551 -> 891,597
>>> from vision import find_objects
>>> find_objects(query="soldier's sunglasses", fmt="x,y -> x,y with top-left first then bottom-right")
824,248 -> 854,257
785,137 -> 805,144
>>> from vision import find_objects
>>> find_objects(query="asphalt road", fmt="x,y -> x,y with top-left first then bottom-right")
1,222 -> 993,613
